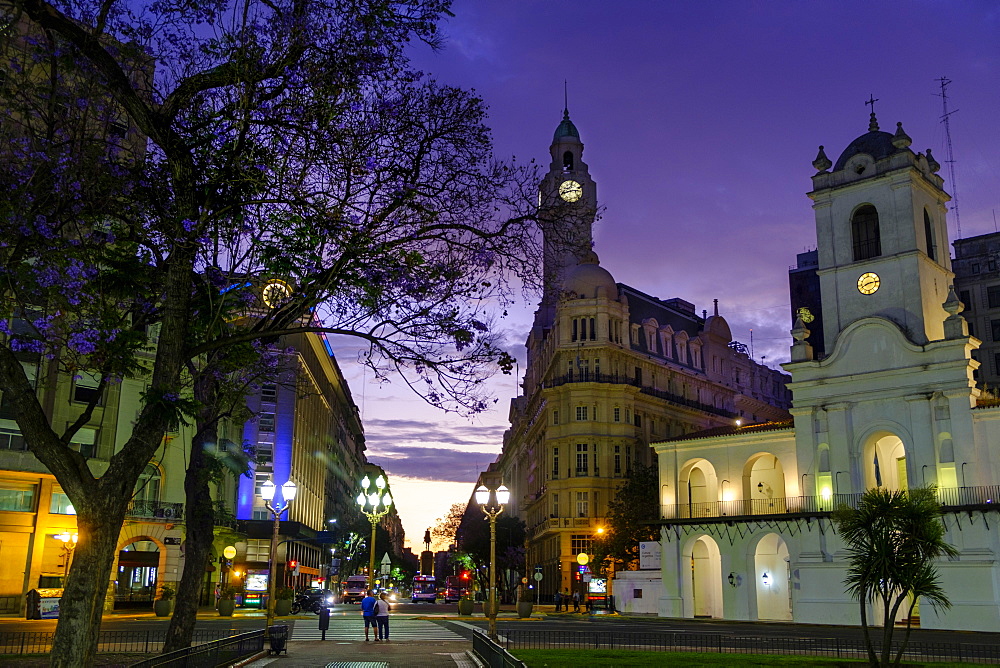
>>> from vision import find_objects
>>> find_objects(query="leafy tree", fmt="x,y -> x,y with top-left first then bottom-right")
456,505 -> 526,602
592,463 -> 659,574
833,487 -> 958,667
0,0 -> 546,664
432,502 -> 466,549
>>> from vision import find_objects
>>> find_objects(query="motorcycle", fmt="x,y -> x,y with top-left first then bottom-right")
290,589 -> 335,614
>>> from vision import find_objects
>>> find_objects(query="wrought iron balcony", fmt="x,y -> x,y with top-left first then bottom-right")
544,372 -> 735,418
660,486 -> 1000,523
126,500 -> 184,521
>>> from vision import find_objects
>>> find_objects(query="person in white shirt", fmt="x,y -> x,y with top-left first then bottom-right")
374,592 -> 391,641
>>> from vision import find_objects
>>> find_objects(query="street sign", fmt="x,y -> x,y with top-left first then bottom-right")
533,572 -> 543,581
380,553 -> 391,575
521,577 -> 528,584
534,564 -> 542,572
223,546 -> 237,560
582,574 -> 592,583
576,552 -> 589,566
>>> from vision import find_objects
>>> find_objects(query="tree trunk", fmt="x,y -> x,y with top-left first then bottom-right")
163,376 -> 219,653
49,499 -> 129,667
859,598 -> 877,666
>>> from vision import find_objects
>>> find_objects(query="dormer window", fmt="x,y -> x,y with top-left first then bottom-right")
851,205 -> 881,261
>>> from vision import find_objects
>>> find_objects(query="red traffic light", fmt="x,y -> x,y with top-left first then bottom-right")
461,571 -> 470,579
288,560 -> 298,569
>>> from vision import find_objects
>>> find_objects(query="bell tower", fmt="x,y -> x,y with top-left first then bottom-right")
535,103 -> 598,328
808,108 -> 954,346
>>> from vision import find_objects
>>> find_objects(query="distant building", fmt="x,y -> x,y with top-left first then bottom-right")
952,231 -> 1000,389
490,109 -> 791,598
788,250 -> 826,358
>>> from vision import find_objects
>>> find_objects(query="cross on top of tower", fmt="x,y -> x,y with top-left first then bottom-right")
866,94 -> 880,132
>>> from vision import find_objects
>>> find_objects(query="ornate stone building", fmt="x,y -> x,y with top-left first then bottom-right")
652,112 -> 1000,631
493,109 -> 791,597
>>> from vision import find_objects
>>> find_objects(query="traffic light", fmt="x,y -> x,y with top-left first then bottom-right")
461,571 -> 470,580
288,560 -> 299,576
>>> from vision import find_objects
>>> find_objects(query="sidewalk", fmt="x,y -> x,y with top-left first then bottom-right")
246,639 -> 478,668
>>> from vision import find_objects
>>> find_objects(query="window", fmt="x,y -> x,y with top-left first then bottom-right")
0,482 -> 35,512
589,317 -> 596,341
614,445 -> 622,474
634,366 -> 643,385
995,353 -> 1000,376
973,263 -> 981,274
961,290 -> 972,310
552,410 -> 559,425
261,383 -> 277,402
571,534 -> 592,554
552,494 -> 559,518
626,445 -> 632,472
246,538 -> 270,561
988,286 -> 1000,309
256,442 -> 274,465
563,150 -> 574,171
851,205 -> 881,261
634,413 -> 642,428
0,423 -> 25,451
923,210 -> 936,261
613,407 -> 620,422
69,427 -> 97,458
134,464 -> 161,503
572,319 -> 578,342
625,408 -> 631,424
575,492 -> 589,518
258,412 -> 275,432
576,443 -> 589,475
992,319 -> 1000,342
552,447 -> 559,478
254,472 -> 270,496
991,259 -> 998,272
72,372 -> 101,404
50,491 -> 75,514
575,406 -> 588,421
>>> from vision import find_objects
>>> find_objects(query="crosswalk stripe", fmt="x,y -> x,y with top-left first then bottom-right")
290,618 -> 465,642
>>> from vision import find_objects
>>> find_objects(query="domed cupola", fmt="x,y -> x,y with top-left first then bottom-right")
553,108 -> 581,143
832,112 -> 909,173
563,251 -> 617,299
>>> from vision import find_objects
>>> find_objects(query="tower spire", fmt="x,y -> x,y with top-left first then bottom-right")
865,94 -> 880,131
563,80 -> 569,118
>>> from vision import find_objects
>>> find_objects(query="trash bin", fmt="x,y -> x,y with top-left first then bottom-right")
267,624 -> 289,656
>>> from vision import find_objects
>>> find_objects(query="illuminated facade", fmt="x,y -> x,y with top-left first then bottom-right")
652,112 -> 1000,631
494,109 -> 791,597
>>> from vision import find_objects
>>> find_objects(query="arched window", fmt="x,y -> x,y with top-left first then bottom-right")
851,205 -> 881,261
562,150 -> 574,170
923,209 -> 936,261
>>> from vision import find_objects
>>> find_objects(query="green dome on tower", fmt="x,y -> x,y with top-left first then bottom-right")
553,109 -> 580,141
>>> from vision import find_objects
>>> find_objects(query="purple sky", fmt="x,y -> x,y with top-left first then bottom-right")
334,2 -> 1000,547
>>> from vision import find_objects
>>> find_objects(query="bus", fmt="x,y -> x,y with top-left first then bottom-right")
443,575 -> 470,603
411,574 -> 438,603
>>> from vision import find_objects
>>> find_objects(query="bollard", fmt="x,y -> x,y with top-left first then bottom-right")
319,605 -> 330,641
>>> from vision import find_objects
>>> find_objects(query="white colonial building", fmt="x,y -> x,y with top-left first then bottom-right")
651,111 -> 1000,631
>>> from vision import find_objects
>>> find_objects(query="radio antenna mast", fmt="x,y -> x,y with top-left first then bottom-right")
935,76 -> 961,239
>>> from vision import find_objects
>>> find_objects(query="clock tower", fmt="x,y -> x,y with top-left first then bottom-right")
807,111 -> 954,346
535,106 -> 598,328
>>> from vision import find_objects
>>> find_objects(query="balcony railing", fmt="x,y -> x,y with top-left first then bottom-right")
660,486 -> 1000,522
544,373 -> 735,418
126,500 -> 184,521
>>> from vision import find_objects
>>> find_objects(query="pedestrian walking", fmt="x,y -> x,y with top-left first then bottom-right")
361,590 -> 377,641
572,589 -> 580,612
553,589 -> 562,612
375,592 -> 391,641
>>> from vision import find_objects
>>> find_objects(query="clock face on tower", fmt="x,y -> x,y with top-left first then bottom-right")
262,279 -> 292,308
558,180 -> 583,202
857,272 -> 880,295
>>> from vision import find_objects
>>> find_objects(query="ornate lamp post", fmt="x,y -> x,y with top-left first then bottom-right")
261,478 -> 296,631
475,483 -> 509,640
356,475 -> 393,591
55,532 -> 78,578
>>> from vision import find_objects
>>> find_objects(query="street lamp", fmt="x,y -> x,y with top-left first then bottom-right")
55,532 -> 78,578
356,474 -> 393,592
476,483 -> 509,640
261,478 -> 297,631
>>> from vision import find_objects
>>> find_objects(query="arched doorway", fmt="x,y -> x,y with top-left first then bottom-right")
680,459 -> 718,518
865,433 -> 908,491
743,453 -> 787,514
690,536 -> 723,618
754,533 -> 792,621
115,540 -> 160,609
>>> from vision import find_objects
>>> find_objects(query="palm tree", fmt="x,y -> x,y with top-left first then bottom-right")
833,486 -> 958,667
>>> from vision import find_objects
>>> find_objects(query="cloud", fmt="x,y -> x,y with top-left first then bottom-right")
364,418 -> 507,451
366,444 -> 498,483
